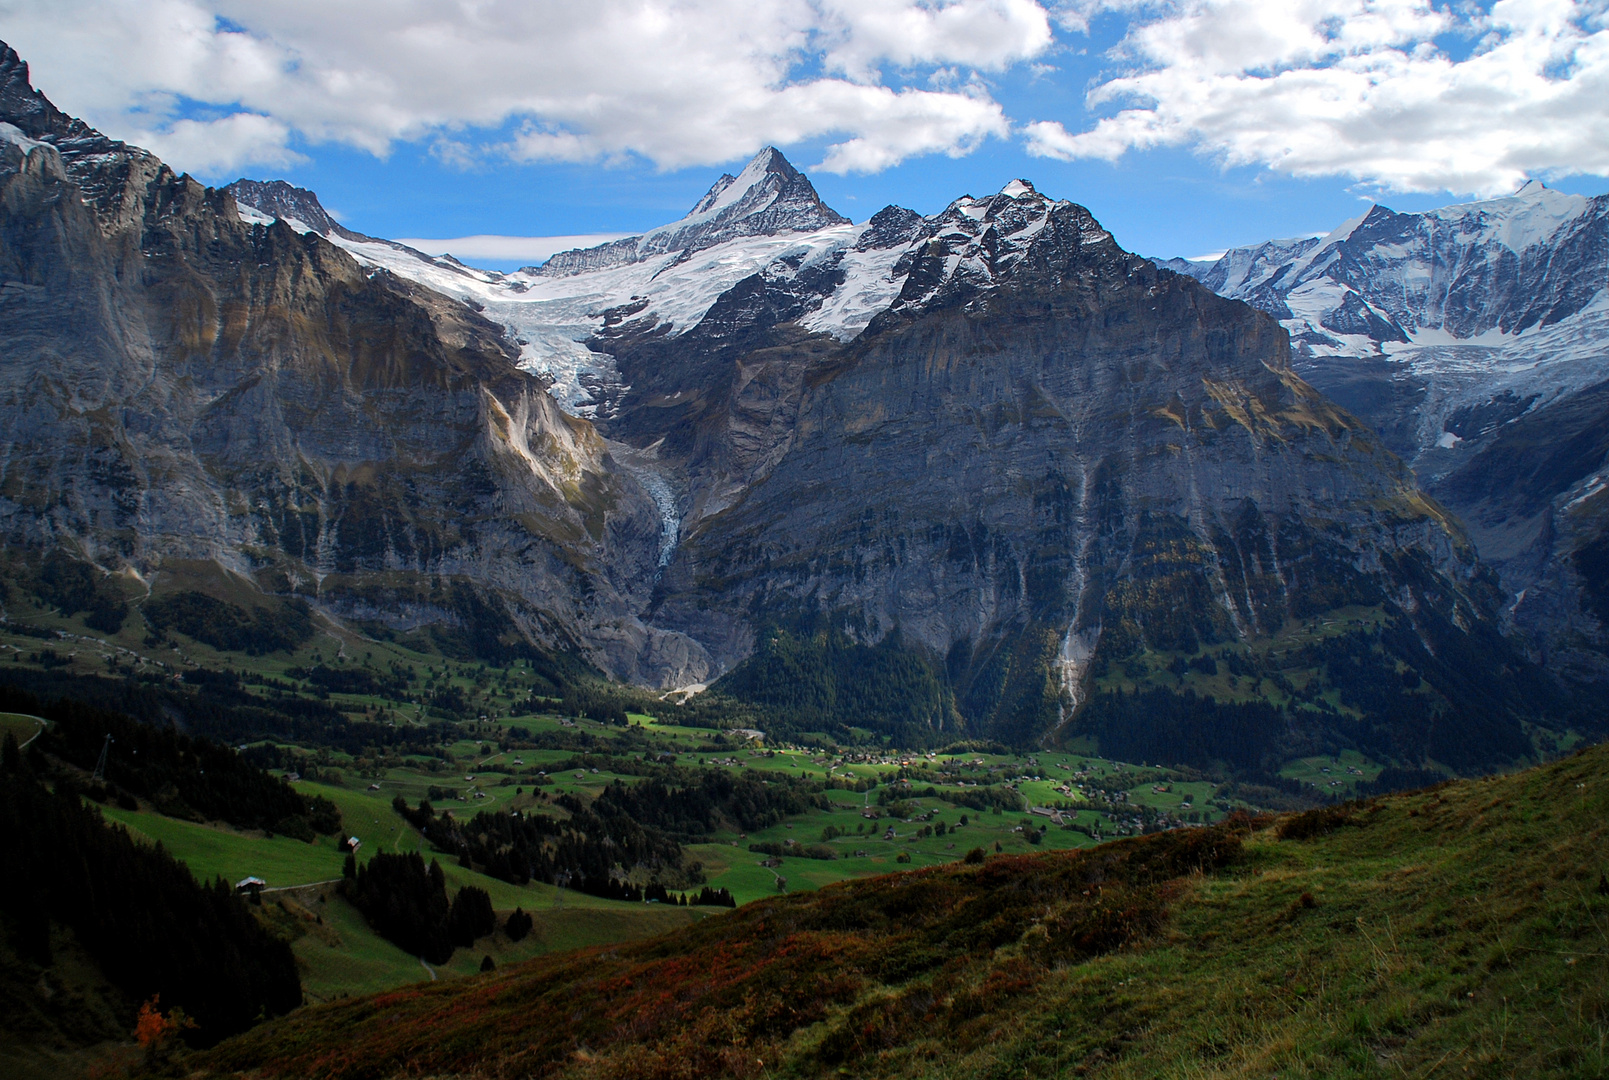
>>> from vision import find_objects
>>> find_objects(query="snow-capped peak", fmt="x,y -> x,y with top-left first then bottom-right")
683,146 -> 795,221
537,146 -> 849,277
227,178 -> 348,238
216,147 -> 1117,421
1170,181 -> 1609,468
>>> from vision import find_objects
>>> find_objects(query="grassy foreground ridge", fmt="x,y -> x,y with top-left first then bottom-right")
186,742 -> 1609,1079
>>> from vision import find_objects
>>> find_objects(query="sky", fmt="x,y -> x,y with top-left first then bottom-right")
3,0 -> 1608,268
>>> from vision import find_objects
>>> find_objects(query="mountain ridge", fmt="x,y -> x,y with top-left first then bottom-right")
1169,182 -> 1609,687
0,38 -> 1579,769
532,145 -> 851,278
0,39 -> 710,690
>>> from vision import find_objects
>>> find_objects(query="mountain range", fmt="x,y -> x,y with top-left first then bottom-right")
1163,185 -> 1609,684
0,38 -> 1595,771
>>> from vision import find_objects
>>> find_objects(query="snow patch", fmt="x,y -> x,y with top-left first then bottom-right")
798,239 -> 907,341
1567,475 -> 1606,511
0,121 -> 48,155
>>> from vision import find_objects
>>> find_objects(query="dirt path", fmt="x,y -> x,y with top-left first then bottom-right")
261,878 -> 341,894
16,716 -> 46,749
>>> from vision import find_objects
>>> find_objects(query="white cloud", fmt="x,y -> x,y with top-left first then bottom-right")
135,112 -> 305,174
394,233 -> 634,262
818,0 -> 1054,81
1031,0 -> 1609,195
0,0 -> 1049,177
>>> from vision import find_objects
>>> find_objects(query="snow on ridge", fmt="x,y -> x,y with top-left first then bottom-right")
533,147 -> 847,281
799,240 -> 907,341
230,184 -> 888,413
1196,182 -> 1607,353
0,120 -> 48,155
227,162 -> 1125,418
1170,182 -> 1609,465
663,147 -> 784,232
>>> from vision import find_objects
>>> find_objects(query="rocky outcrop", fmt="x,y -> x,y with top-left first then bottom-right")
1170,183 -> 1609,685
226,178 -> 355,238
0,42 -> 707,686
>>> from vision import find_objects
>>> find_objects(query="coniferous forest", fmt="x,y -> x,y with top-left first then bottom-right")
340,852 -> 499,963
0,736 -> 302,1046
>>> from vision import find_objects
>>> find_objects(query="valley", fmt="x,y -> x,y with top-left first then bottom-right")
0,28 -> 1605,1080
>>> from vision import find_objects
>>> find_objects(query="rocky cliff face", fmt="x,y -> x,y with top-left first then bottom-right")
585,181 -> 1548,760
0,43 -> 708,686
1169,184 -> 1609,686
0,39 -> 1568,765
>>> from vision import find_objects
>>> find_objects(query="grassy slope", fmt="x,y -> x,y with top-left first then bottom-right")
91,731 -> 1199,1003
253,881 -> 705,1004
185,741 -> 1609,1080
0,710 -> 46,745
96,798 -> 706,1004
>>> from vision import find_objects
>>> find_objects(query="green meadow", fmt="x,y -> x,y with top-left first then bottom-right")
2,576 -> 1335,1009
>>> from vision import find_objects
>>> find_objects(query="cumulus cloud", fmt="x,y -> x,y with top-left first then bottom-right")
0,0 -> 1049,177
818,0 -> 1053,80
134,112 -> 305,173
1031,0 -> 1609,195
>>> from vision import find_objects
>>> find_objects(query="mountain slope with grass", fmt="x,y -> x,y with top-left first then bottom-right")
187,740 -> 1609,1080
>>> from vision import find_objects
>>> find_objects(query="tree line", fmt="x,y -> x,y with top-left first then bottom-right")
393,796 -> 689,900
0,664 -> 441,758
0,682 -> 342,839
391,768 -> 826,899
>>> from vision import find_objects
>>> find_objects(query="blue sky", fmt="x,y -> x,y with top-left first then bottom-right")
6,0 -> 1608,268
